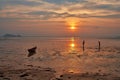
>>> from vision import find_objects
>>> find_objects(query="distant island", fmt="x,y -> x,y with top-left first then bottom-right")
3,34 -> 22,37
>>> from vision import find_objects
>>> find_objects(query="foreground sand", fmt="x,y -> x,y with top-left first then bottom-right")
54,72 -> 120,80
0,67 -> 55,80
0,66 -> 120,80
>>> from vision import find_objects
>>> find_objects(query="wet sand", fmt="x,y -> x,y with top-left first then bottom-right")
0,67 -> 55,80
0,66 -> 120,80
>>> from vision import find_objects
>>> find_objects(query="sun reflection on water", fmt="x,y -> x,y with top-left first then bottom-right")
69,37 -> 76,52
68,69 -> 80,73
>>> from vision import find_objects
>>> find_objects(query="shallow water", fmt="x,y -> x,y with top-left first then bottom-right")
0,37 -> 120,76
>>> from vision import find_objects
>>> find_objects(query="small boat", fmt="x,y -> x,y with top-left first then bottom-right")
27,46 -> 37,57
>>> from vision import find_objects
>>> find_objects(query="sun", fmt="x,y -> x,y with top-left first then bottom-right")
65,17 -> 79,30
70,23 -> 76,30
71,26 -> 75,30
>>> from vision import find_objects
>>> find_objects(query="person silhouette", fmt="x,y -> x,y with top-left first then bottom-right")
98,41 -> 101,51
82,40 -> 85,51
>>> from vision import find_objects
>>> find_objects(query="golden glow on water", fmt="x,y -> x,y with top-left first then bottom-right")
68,69 -> 74,73
70,37 -> 75,48
69,37 -> 76,51
68,69 -> 80,73
71,37 -> 75,41
70,43 -> 75,47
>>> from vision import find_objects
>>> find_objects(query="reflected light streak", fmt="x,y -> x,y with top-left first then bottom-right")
69,37 -> 76,51
68,69 -> 80,73
71,37 -> 75,41
70,43 -> 75,47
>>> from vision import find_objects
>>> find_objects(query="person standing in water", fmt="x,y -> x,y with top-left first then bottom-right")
98,41 -> 101,51
82,40 -> 85,51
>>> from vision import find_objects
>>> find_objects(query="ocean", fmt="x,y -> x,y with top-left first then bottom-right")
0,37 -> 120,76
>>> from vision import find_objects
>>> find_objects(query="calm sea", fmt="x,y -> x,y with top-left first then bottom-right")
0,37 -> 120,76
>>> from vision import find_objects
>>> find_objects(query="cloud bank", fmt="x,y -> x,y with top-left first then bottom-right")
0,0 -> 120,20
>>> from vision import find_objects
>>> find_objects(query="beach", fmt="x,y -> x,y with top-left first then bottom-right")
1,0 -> 120,79
0,66 -> 120,80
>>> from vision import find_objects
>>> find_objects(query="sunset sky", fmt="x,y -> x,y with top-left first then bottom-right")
0,0 -> 120,37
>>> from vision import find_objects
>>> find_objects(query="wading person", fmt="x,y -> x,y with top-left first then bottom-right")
98,41 -> 101,51
82,40 -> 85,51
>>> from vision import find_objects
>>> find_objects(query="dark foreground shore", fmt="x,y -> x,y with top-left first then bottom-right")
0,67 -> 120,80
